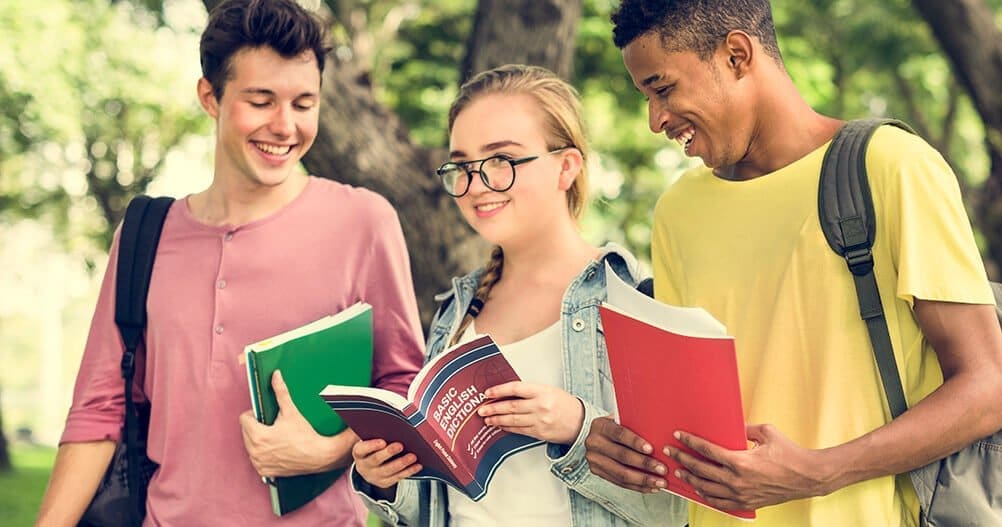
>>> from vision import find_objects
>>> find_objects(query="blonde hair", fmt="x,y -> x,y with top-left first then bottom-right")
448,64 -> 591,344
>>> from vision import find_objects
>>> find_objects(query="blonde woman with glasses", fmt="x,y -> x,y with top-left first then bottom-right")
349,64 -> 686,527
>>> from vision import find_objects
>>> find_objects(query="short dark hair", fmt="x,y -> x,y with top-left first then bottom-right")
611,0 -> 782,62
199,0 -> 331,100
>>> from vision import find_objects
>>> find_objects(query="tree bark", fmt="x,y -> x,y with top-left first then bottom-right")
305,59 -> 484,326
461,0 -> 582,83
199,0 -> 584,324
912,0 -> 1002,278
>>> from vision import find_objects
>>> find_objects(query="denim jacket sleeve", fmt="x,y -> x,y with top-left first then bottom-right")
545,400 -> 689,526
351,464 -> 423,526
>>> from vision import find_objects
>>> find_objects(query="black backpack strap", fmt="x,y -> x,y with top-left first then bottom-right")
818,118 -> 915,420
114,194 -> 173,525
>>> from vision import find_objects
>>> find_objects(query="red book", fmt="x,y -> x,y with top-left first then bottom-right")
320,335 -> 541,501
600,264 -> 754,521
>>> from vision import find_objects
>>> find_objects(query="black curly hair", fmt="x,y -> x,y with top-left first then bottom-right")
611,0 -> 782,62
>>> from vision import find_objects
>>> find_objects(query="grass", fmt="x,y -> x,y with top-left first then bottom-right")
0,443 -> 56,526
0,443 -> 385,526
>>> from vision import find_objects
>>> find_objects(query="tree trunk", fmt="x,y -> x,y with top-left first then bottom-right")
199,0 -> 583,324
461,0 -> 582,83
305,59 -> 484,327
912,0 -> 1002,278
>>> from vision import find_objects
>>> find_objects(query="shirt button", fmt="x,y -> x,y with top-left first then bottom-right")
224,232 -> 234,241
214,325 -> 224,334
217,279 -> 227,289
585,269 -> 596,280
561,465 -> 575,474
572,319 -> 585,332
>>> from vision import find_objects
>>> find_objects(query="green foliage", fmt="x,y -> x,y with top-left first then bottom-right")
332,0 -> 993,264
0,443 -> 56,525
371,0 -> 472,147
0,0 -> 208,251
775,0 -> 989,200
1,0 -> 994,264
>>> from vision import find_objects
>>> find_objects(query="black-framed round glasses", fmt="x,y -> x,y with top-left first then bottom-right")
436,148 -> 569,197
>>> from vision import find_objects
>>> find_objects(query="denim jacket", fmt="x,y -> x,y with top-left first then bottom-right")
352,243 -> 688,526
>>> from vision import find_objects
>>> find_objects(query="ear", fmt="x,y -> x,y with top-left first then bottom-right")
197,77 -> 220,119
721,30 -> 754,79
556,147 -> 584,192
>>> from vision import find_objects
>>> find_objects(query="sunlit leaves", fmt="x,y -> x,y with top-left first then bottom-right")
0,0 -> 208,250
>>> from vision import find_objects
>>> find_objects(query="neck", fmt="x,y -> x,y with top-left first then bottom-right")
188,172 -> 309,226
498,218 -> 598,287
718,73 -> 842,181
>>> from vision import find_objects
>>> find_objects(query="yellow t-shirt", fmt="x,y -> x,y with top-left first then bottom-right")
651,126 -> 994,527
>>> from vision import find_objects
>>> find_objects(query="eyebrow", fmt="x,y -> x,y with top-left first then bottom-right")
640,74 -> 663,88
449,140 -> 525,159
240,88 -> 318,98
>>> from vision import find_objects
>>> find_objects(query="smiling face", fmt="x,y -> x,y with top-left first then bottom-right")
448,93 -> 579,248
198,45 -> 320,191
623,31 -> 751,170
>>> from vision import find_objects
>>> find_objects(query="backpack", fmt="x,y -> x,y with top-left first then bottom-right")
79,195 -> 173,527
818,118 -> 1002,526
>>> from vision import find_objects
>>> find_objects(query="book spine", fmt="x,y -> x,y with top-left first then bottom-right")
247,352 -> 266,423
245,352 -> 272,485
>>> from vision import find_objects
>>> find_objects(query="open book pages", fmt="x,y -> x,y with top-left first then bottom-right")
321,335 -> 542,500
604,262 -> 728,338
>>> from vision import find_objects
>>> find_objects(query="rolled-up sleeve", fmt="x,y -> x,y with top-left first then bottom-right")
61,227 -> 140,444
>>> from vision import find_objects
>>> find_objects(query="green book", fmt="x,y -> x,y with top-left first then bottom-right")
244,302 -> 374,516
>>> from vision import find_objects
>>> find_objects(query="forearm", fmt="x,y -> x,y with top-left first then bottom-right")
318,428 -> 359,472
35,440 -> 117,526
822,369 -> 1002,492
550,402 -> 688,526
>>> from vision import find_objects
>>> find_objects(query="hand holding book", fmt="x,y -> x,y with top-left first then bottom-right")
324,335 -> 544,501
352,437 -> 424,499
596,263 -> 754,520
243,302 -> 375,515
240,371 -> 356,478
478,381 -> 585,445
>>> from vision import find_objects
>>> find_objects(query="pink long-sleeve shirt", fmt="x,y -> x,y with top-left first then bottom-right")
62,177 -> 425,526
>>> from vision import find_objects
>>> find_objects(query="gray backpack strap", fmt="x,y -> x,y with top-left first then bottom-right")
817,118 -> 915,420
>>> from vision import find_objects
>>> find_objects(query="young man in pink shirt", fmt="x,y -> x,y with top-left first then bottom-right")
36,1 -> 425,525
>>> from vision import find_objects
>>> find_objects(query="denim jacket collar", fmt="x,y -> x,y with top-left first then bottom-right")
431,242 -> 642,339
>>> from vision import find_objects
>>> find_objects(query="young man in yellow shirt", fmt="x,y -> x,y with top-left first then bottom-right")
584,1 -> 1002,526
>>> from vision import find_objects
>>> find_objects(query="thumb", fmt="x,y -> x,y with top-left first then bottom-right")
745,423 -> 770,448
272,370 -> 298,417
239,409 -> 264,433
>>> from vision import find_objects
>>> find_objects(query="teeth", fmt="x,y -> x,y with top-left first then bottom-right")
675,128 -> 695,151
255,143 -> 293,155
476,202 -> 506,212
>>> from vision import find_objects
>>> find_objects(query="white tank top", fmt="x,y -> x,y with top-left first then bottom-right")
446,320 -> 573,527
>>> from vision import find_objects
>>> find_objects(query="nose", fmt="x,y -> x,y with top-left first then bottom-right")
648,100 -> 672,134
465,168 -> 490,195
269,105 -> 295,137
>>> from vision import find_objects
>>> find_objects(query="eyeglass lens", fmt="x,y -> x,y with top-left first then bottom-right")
440,156 -> 516,197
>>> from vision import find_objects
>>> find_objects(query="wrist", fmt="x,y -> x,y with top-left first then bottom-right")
812,446 -> 844,497
324,429 -> 357,471
561,397 -> 586,445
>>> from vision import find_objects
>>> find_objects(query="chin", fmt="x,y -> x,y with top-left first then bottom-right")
470,226 -> 509,247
